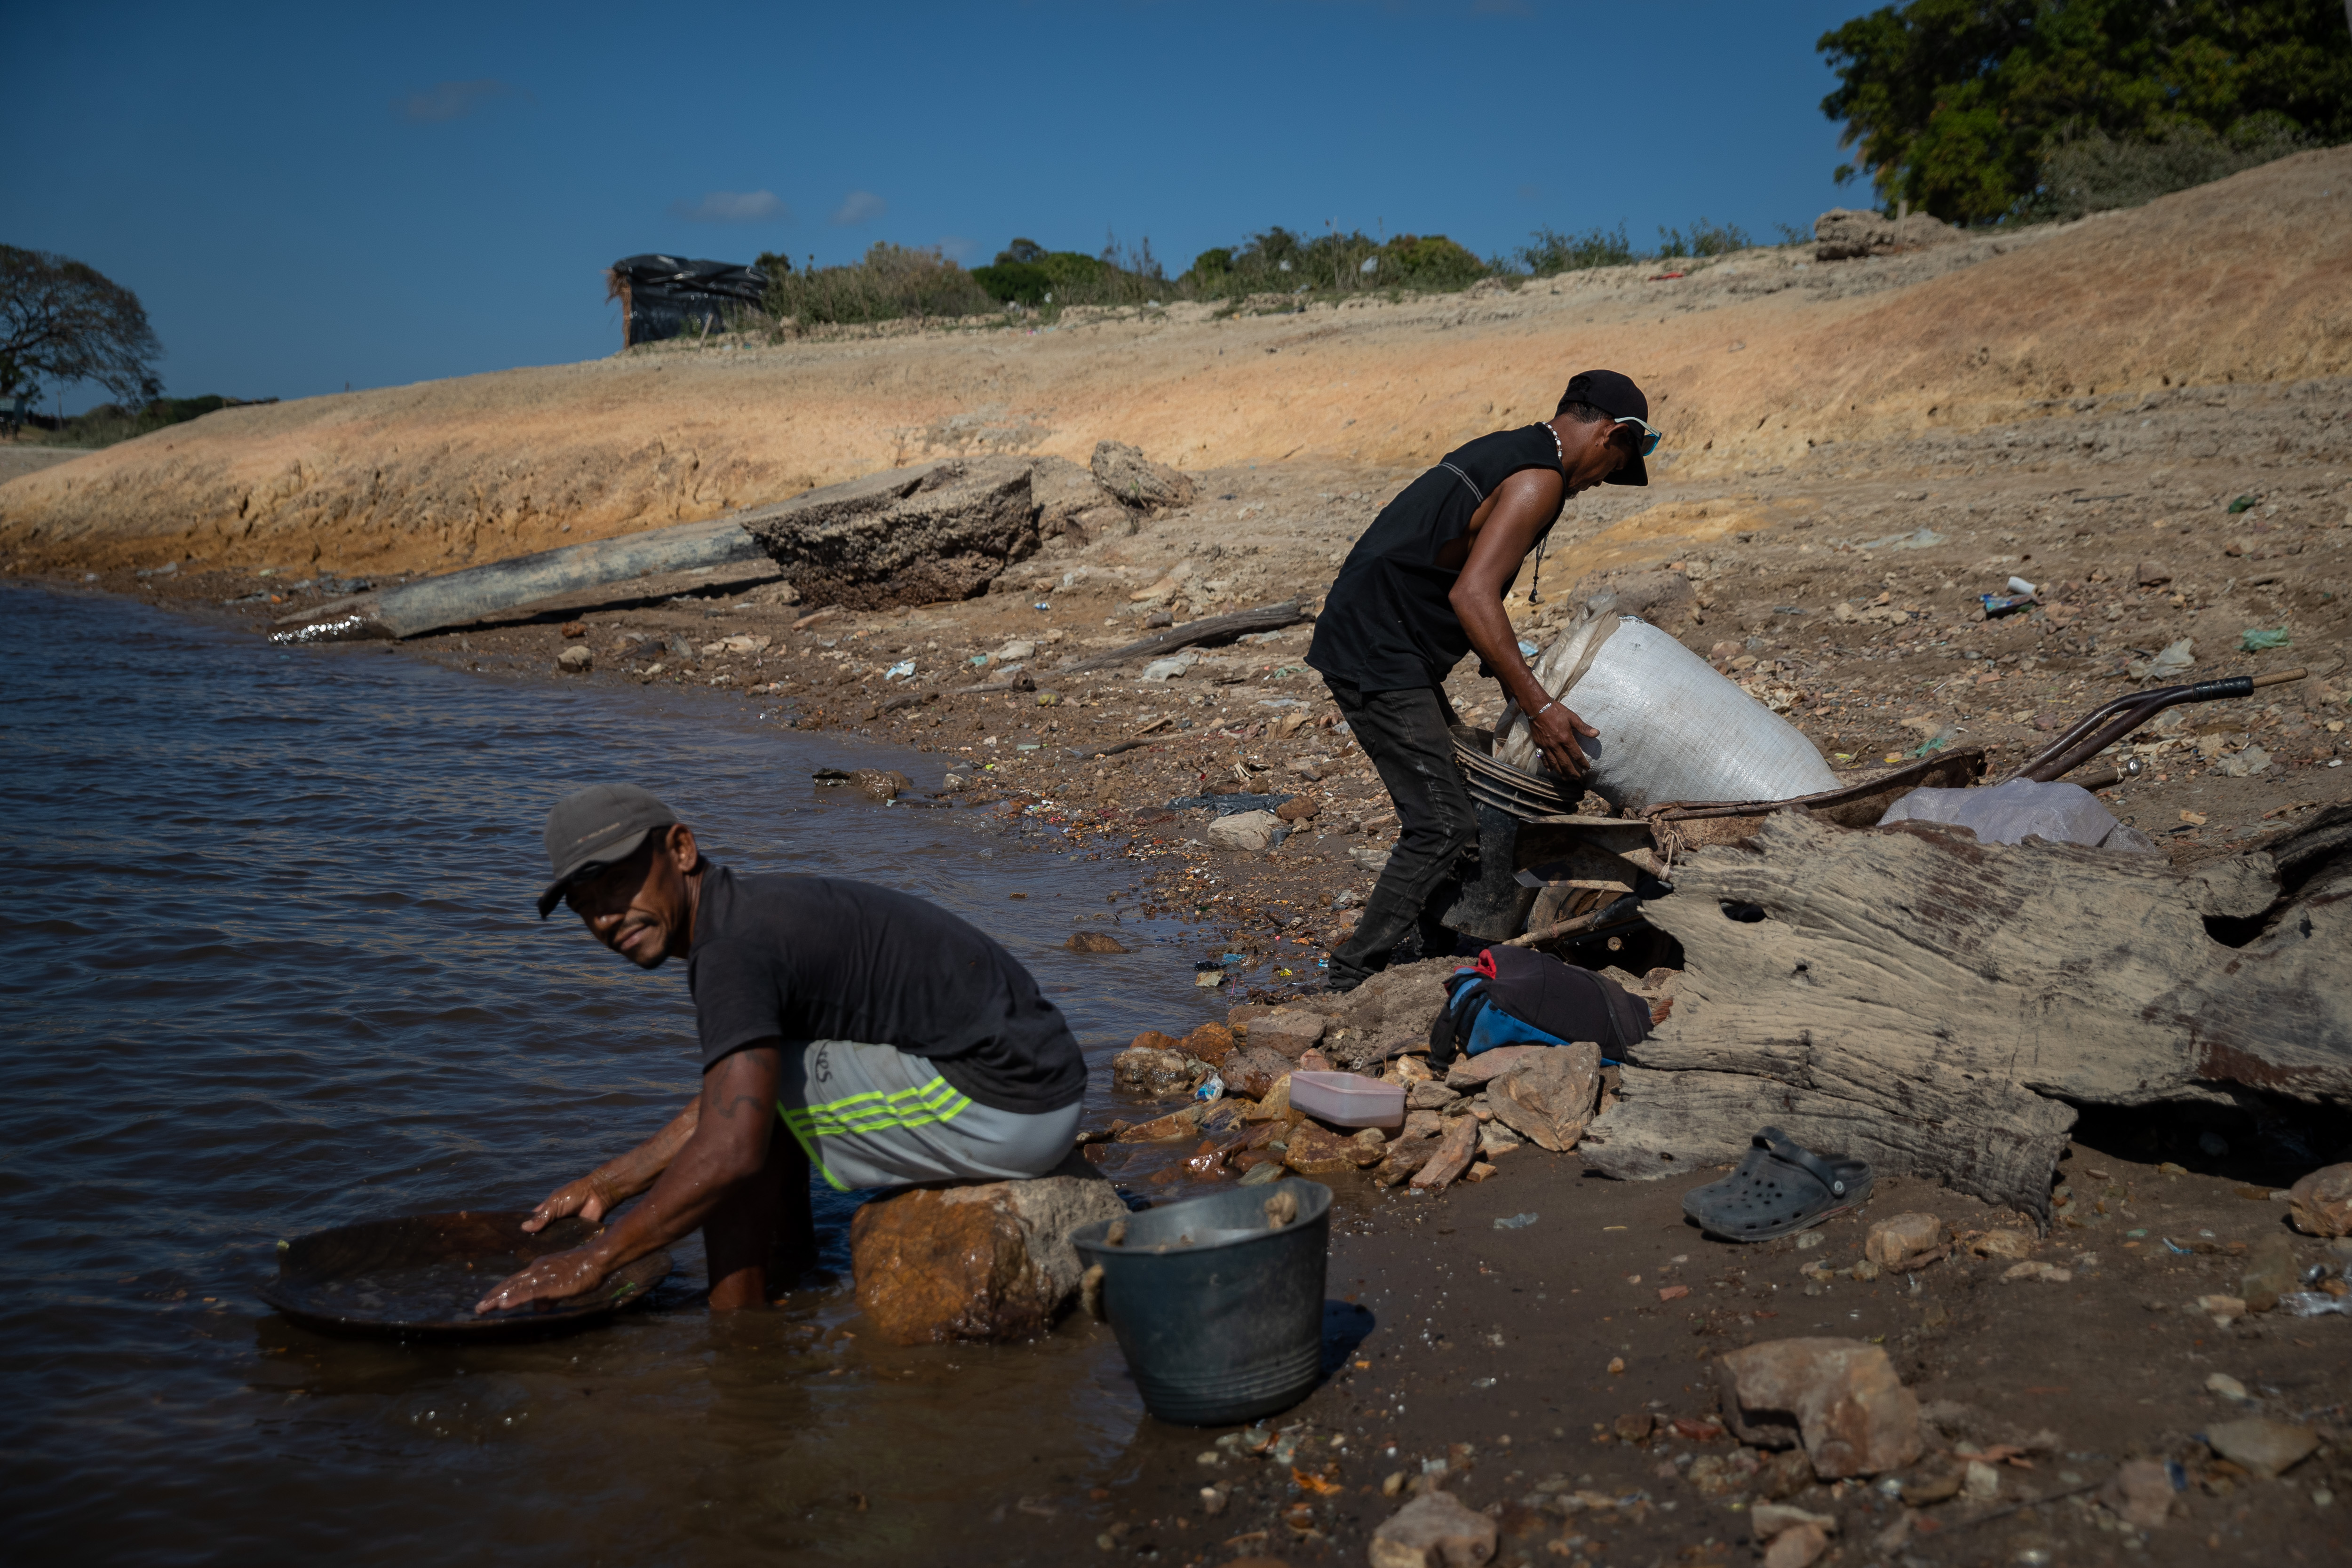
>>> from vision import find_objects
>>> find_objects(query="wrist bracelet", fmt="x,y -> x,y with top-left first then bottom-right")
1536,700 -> 1559,718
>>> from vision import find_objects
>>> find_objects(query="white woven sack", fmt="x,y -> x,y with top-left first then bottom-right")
1493,615 -> 1838,812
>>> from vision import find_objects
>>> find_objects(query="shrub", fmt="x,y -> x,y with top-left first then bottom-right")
1518,223 -> 1636,274
763,243 -> 992,325
1381,234 -> 1487,289
43,394 -> 270,449
969,234 -> 1167,309
1654,217 -> 1753,259
2028,115 -> 2320,221
1176,226 -> 1496,300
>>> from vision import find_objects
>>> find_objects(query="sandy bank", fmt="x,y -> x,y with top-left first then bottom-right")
3,149 -> 2345,580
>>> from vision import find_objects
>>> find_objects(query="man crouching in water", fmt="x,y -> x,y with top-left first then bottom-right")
477,783 -> 1085,1313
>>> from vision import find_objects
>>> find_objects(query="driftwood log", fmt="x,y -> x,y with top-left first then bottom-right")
276,517 -> 773,640
1578,804 -> 2352,1221
1055,601 -> 1308,674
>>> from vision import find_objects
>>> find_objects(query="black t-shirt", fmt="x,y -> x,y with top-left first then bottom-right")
684,866 -> 1086,1114
1307,424 -> 1565,692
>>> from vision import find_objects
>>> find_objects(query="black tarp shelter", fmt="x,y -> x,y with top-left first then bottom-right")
606,255 -> 769,347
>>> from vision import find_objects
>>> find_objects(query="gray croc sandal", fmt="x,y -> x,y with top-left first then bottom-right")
1681,1126 -> 1874,1242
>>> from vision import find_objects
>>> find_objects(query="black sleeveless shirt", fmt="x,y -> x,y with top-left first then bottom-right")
1307,424 -> 1565,692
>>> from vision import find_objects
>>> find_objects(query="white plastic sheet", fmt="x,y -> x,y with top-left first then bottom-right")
1878,778 -> 2157,853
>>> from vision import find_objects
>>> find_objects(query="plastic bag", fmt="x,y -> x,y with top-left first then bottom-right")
1879,778 -> 2151,851
1493,615 -> 1837,811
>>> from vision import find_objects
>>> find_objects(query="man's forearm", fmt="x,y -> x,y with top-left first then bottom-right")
581,1121 -> 758,1269
584,1099 -> 700,1206
580,1046 -> 781,1271
1454,591 -> 1552,716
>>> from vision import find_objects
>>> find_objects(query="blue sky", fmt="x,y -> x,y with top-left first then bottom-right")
5,1 -> 1872,411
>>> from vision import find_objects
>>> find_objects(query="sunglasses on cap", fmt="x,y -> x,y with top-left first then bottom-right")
1613,416 -> 1663,457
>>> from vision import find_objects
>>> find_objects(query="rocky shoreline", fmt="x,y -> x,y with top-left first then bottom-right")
23,471 -> 2350,1562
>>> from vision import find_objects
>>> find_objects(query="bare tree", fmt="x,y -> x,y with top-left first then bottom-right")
0,246 -> 163,404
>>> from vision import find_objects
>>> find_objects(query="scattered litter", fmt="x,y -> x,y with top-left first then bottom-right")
883,659 -> 915,679
2226,494 -> 2259,514
2279,1292 -> 2352,1317
1194,1075 -> 1225,1103
1859,528 -> 1947,551
2242,626 -> 2292,652
1493,1213 -> 1540,1230
2128,638 -> 2195,681
2007,575 -> 2038,596
1980,593 -> 2033,619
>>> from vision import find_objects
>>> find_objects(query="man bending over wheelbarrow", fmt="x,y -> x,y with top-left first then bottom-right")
477,783 -> 1086,1313
1306,369 -> 1661,990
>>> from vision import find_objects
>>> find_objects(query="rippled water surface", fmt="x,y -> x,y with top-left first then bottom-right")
0,587 -> 1203,1565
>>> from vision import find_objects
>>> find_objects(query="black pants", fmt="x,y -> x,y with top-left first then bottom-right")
1327,681 -> 1479,989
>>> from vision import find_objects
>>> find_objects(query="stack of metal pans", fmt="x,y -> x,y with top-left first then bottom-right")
1448,726 -> 1581,820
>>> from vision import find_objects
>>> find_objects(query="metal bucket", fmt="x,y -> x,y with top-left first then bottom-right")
1072,1180 -> 1331,1426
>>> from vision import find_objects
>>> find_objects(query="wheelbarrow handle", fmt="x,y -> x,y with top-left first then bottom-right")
2007,668 -> 2306,784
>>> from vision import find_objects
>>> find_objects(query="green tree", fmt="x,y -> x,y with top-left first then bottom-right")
1817,0 -> 2352,223
0,246 -> 163,403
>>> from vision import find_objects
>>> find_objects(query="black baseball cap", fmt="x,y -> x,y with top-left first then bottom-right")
1559,369 -> 1653,487
538,783 -> 678,917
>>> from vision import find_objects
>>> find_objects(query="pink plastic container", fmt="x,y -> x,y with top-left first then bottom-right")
1288,1070 -> 1406,1131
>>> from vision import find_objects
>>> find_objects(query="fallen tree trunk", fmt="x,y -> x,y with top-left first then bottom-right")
1056,601 -> 1308,674
277,518 -> 770,640
1578,805 -> 2352,1221
274,455 -> 1049,641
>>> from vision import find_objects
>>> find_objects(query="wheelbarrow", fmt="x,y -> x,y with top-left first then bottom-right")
1445,666 -> 2307,952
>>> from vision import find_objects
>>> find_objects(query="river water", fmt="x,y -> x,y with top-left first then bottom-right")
0,586 -> 1209,1565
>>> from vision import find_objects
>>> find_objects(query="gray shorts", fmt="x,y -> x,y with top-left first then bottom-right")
775,1039 -> 1081,1193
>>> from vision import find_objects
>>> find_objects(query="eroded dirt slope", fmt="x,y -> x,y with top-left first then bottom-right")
3,149 -> 2345,580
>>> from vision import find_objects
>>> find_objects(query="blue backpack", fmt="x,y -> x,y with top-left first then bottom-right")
1428,947 -> 1653,1068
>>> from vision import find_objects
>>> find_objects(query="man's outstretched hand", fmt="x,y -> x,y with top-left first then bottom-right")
519,1174 -> 613,1234
475,1243 -> 613,1315
1530,701 -> 1601,780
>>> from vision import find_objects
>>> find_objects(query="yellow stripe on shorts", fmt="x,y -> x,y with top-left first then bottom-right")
776,1076 -> 973,1189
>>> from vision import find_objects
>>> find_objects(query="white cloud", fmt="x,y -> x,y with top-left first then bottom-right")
397,79 -> 528,123
670,190 -> 789,224
936,234 -> 976,261
831,190 -> 888,227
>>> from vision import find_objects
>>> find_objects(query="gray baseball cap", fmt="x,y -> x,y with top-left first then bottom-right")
538,783 -> 678,917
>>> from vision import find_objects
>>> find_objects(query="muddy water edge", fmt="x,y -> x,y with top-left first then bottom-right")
8,583 -> 2350,1568
0,583 -> 1234,1564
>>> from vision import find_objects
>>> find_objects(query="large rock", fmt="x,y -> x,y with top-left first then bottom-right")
1207,809 -> 1282,852
1445,1046 -> 1548,1091
1716,1338 -> 1923,1479
739,458 -> 1039,610
1864,1213 -> 1950,1271
1089,440 -> 1196,511
1408,1116 -> 1482,1193
2288,1162 -> 2352,1237
1249,1007 -> 1328,1059
1112,1046 -> 1207,1096
1027,453 -> 1127,542
1314,956 -> 1457,1069
850,1166 -> 1128,1345
1281,1122 -> 1384,1176
2205,1417 -> 2320,1478
1367,1489 -> 1497,1568
1222,1045 -> 1295,1100
1813,207 -> 1962,261
2098,1459 -> 2174,1528
1484,1043 -> 1602,1153
1177,1022 -> 1237,1066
